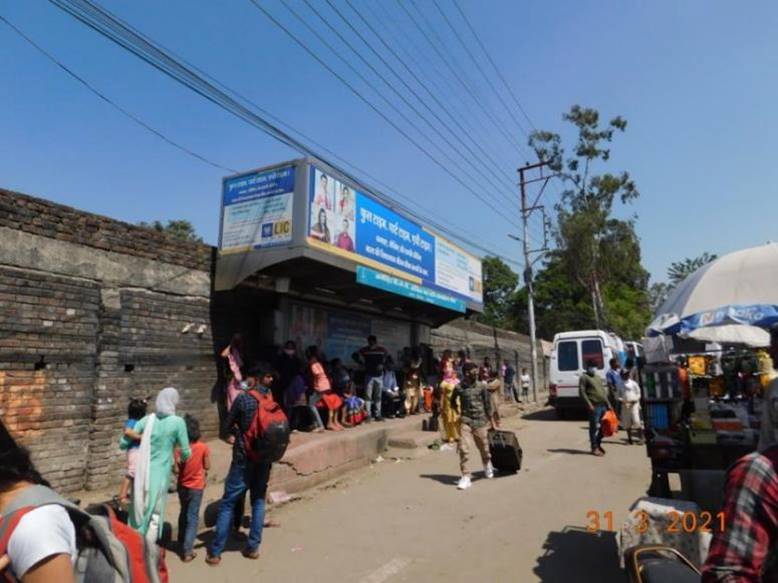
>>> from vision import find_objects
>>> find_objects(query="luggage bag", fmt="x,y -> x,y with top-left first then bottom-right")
488,429 -> 522,473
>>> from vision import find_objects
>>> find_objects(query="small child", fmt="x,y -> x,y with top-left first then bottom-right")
176,414 -> 210,562
343,380 -> 367,426
118,397 -> 148,507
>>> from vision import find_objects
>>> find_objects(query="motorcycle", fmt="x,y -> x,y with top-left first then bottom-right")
625,545 -> 700,583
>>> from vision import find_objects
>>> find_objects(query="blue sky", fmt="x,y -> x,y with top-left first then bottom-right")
2,0 -> 777,283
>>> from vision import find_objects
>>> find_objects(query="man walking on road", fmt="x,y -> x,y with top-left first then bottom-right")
353,335 -> 388,422
207,365 -> 276,565
606,358 -> 623,420
451,362 -> 497,490
580,359 -> 611,457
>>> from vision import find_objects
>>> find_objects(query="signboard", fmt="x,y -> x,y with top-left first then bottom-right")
308,165 -> 483,309
220,165 -> 295,252
356,266 -> 466,313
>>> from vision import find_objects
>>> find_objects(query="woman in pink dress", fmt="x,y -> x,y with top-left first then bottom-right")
335,218 -> 354,252
220,334 -> 244,443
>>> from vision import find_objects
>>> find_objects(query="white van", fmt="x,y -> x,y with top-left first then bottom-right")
549,330 -> 626,418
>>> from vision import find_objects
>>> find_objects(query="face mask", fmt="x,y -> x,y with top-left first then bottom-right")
284,349 -> 295,356
239,381 -> 250,391
586,367 -> 596,376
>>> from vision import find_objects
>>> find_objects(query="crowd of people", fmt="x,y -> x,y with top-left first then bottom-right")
0,331 -> 531,579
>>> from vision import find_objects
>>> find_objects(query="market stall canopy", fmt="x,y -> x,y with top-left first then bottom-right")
686,325 -> 769,348
648,242 -> 778,337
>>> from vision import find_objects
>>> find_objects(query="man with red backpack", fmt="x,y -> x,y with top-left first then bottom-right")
206,364 -> 289,566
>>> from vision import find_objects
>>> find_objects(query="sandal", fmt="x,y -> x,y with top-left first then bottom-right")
205,554 -> 221,566
242,548 -> 260,560
181,553 -> 197,563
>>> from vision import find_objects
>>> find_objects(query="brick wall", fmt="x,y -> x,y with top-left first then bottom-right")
0,187 -> 218,492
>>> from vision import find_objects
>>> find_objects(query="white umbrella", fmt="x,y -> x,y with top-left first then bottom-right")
684,325 -> 770,348
648,242 -> 778,337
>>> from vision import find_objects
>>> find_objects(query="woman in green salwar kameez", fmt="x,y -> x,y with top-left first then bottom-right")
123,387 -> 190,548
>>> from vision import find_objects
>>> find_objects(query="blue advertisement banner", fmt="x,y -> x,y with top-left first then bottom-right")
653,304 -> 778,336
356,266 -> 466,313
221,166 -> 295,251
355,193 -> 435,281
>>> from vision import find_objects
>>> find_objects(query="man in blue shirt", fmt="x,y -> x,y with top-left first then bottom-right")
606,358 -> 623,420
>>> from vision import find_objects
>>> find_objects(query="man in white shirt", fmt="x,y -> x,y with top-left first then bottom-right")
618,370 -> 643,445
519,368 -> 531,401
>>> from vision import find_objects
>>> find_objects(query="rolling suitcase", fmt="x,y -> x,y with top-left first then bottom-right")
488,429 -> 522,473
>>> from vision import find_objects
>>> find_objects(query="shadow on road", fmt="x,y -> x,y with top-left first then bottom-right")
522,408 -> 560,422
534,526 -> 625,582
547,448 -> 593,456
419,473 -> 461,486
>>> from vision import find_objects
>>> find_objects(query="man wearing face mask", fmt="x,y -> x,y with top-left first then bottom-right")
274,341 -> 304,410
579,359 -> 612,456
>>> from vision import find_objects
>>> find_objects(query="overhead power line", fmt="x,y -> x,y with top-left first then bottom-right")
431,0 -> 530,138
0,14 -> 236,173
244,0 -> 520,228
398,0 -> 532,160
43,0 -> 524,268
452,0 -> 537,132
339,0 -> 518,194
271,0 -> 517,213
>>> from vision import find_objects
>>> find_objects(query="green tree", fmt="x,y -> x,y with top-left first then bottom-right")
667,252 -> 718,287
480,256 -> 519,327
529,105 -> 647,332
138,219 -> 202,243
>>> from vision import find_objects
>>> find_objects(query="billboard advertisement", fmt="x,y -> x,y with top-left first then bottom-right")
220,165 -> 295,252
308,165 -> 483,309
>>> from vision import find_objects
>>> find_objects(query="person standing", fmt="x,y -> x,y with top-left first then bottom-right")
126,388 -> 191,567
176,414 -> 210,562
579,360 -> 611,456
352,335 -> 388,422
306,347 -> 343,431
207,366 -> 277,565
439,351 -> 461,449
503,360 -> 518,403
759,325 -> 778,451
618,370 -> 643,445
220,334 -> 245,431
450,362 -> 497,490
606,358 -> 623,421
274,341 -> 303,411
519,368 -> 531,403
479,357 -> 493,382
403,355 -> 425,415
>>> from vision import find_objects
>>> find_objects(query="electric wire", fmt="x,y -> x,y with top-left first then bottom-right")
0,14 -> 236,174
43,0 -> 525,268
244,0 -> 520,227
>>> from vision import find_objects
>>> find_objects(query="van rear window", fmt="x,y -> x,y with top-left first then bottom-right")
582,339 -> 604,369
557,341 -> 579,371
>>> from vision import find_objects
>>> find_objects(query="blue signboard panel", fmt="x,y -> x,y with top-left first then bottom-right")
356,266 -> 466,313
221,166 -> 295,251
308,165 -> 483,309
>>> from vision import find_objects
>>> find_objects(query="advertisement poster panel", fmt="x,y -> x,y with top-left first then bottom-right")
308,165 -> 482,310
221,165 -> 294,252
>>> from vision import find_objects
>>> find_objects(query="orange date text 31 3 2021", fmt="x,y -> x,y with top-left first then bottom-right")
585,510 -> 726,534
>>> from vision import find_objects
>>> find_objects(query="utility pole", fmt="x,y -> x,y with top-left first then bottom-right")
517,161 -> 552,403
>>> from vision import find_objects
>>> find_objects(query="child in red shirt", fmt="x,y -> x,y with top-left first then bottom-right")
177,414 -> 211,561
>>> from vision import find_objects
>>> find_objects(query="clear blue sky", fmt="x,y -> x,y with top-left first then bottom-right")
2,0 -> 777,283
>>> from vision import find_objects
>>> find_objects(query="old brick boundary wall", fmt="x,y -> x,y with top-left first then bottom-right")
0,188 -> 219,492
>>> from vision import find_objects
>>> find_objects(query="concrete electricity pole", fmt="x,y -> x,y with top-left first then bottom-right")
517,161 -> 552,403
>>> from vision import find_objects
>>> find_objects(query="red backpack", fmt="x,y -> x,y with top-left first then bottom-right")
243,389 -> 290,463
0,485 -> 167,583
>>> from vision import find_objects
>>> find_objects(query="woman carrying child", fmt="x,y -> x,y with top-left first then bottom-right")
306,346 -> 344,431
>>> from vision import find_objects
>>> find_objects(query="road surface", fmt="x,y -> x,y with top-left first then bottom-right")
170,408 -> 651,582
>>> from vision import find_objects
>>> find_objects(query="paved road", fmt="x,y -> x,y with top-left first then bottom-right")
170,409 -> 651,582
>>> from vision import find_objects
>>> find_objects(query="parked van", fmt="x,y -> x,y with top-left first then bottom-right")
549,330 -> 626,418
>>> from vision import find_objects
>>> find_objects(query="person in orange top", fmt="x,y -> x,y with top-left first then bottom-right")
176,414 -> 211,562
306,346 -> 344,431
